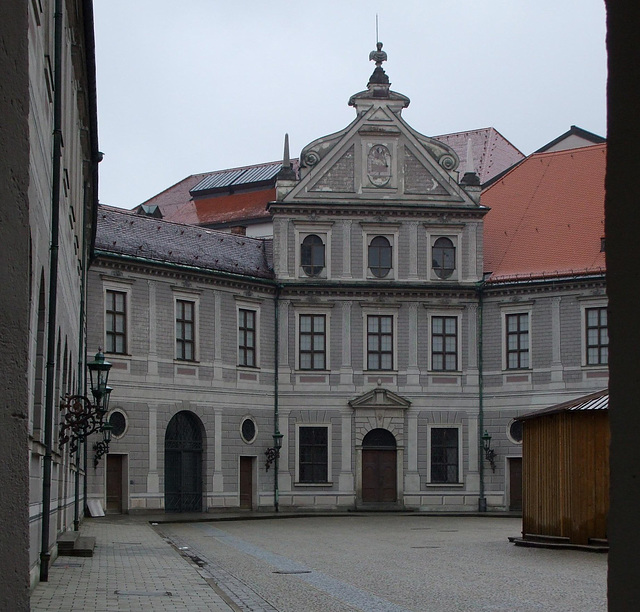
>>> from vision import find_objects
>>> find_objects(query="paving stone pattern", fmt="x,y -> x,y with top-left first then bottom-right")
30,519 -> 234,612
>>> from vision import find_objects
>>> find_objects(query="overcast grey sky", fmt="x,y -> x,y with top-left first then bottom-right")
93,0 -> 607,209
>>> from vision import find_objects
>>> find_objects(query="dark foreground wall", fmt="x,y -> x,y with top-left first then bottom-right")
606,0 -> 640,609
0,1 -> 32,610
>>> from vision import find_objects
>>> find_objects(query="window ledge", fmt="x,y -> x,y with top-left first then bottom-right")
294,482 -> 333,487
425,482 -> 464,488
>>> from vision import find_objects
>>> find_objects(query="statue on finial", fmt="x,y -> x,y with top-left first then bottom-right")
369,42 -> 387,68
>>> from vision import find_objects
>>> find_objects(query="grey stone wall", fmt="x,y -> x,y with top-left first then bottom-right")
0,0 -> 31,607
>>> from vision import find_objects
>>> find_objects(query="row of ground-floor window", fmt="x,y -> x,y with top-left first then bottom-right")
97,410 -> 524,513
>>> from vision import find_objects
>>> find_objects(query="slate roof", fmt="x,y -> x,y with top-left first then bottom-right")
517,389 -> 608,420
433,127 -> 524,185
95,206 -> 274,280
481,143 -> 606,282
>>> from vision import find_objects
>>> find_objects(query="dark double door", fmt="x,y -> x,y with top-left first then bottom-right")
165,411 -> 203,513
362,428 -> 397,503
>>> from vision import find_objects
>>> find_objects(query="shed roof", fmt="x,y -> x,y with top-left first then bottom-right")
518,389 -> 608,421
94,206 -> 274,280
481,143 -> 606,282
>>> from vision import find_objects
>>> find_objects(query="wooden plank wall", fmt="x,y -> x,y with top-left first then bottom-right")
522,412 -> 609,544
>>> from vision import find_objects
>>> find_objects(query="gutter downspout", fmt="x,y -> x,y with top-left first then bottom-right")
273,286 -> 281,512
73,183 -> 90,531
40,0 -> 64,582
477,281 -> 487,512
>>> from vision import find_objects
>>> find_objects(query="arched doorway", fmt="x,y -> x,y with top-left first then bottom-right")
362,428 -> 397,503
164,411 -> 203,512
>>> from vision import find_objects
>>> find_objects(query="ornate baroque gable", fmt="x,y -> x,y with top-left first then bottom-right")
279,46 -> 479,208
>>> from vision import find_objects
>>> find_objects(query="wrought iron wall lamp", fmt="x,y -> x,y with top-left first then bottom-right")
482,430 -> 497,473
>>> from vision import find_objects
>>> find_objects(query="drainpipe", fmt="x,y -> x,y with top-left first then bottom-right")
40,0 -> 64,582
477,281 -> 487,512
273,286 -> 281,512
73,183 -> 90,531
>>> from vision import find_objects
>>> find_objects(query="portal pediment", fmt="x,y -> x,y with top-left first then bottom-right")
349,387 -> 411,410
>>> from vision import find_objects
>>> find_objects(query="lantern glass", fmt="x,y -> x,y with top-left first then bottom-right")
273,432 -> 284,449
102,422 -> 113,444
87,348 -> 112,404
482,430 -> 492,452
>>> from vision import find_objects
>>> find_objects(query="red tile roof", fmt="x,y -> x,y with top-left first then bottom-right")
482,143 -> 606,281
167,188 -> 275,226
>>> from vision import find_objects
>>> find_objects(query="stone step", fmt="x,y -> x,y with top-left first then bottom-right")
57,533 -> 95,557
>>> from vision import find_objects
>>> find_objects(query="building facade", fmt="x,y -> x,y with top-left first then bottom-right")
0,0 -> 99,596
86,50 -> 607,515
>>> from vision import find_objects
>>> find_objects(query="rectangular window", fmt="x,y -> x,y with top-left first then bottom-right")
367,314 -> 393,370
105,290 -> 127,354
430,427 -> 459,484
298,426 -> 328,483
176,299 -> 195,361
506,313 -> 529,369
432,316 -> 458,371
586,307 -> 608,365
299,314 -> 326,370
238,309 -> 256,367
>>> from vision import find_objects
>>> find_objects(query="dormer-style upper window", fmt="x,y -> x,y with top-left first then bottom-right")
368,236 -> 392,278
301,234 -> 325,277
432,237 -> 455,279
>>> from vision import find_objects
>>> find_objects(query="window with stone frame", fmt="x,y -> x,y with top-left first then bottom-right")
299,314 -> 326,370
432,237 -> 456,279
176,299 -> 195,361
586,307 -> 608,365
431,315 -> 458,371
367,314 -> 393,370
105,290 -> 127,354
297,426 -> 329,483
505,313 -> 529,369
301,234 -> 325,277
238,308 -> 257,367
430,427 -> 460,484
368,235 -> 392,278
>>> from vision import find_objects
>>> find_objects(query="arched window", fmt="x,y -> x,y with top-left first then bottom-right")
301,234 -> 325,277
368,236 -> 392,278
432,237 -> 455,279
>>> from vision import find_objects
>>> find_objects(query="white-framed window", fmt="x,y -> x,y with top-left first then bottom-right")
425,227 -> 462,281
294,222 -> 333,279
172,290 -> 200,362
295,423 -> 332,484
580,300 -> 608,366
362,306 -> 398,372
361,223 -> 399,280
107,409 -> 128,439
295,305 -> 332,371
501,304 -> 533,371
428,310 -> 462,372
102,279 -> 132,355
235,298 -> 261,368
427,424 -> 463,484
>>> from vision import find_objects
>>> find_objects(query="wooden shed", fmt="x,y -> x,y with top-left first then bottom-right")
515,389 -> 609,549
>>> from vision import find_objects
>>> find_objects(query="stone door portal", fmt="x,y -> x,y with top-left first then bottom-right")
362,428 -> 397,503
165,411 -> 203,513
239,456 -> 253,509
106,454 -> 123,513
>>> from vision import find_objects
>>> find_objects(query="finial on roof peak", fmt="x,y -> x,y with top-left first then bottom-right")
277,133 -> 296,181
368,41 -> 390,87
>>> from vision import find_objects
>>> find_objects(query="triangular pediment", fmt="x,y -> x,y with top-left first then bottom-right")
349,387 -> 411,410
281,99 -> 477,207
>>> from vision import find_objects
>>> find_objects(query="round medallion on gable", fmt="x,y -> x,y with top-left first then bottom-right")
367,144 -> 392,187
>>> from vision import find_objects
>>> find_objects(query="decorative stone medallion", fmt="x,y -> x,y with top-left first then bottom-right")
367,144 -> 392,187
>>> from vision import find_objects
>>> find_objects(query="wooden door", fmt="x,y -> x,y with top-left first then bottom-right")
106,454 -> 123,513
362,449 -> 397,503
239,457 -> 253,509
509,457 -> 523,511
